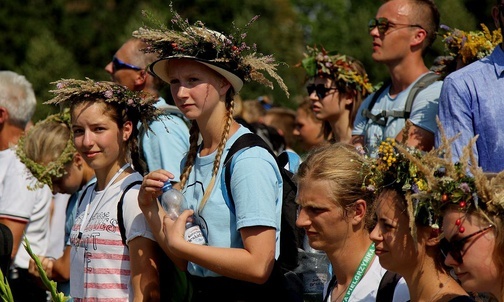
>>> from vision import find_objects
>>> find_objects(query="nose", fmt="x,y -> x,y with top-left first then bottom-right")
443,251 -> 459,268
369,223 -> 382,243
295,207 -> 309,228
175,85 -> 190,100
308,90 -> 319,101
104,61 -> 113,75
369,25 -> 380,37
82,130 -> 94,148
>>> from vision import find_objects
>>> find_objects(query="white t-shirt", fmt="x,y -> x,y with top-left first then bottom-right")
324,257 -> 410,302
0,148 -> 52,269
69,173 -> 155,301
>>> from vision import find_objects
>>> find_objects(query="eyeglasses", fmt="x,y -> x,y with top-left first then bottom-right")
368,17 -> 425,35
306,84 -> 337,99
440,225 -> 494,264
112,56 -> 143,73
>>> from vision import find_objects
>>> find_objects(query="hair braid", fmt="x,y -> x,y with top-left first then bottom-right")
178,120 -> 200,190
198,98 -> 235,212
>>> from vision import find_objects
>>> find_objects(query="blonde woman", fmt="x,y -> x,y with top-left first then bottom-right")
136,9 -> 288,301
16,111 -> 95,297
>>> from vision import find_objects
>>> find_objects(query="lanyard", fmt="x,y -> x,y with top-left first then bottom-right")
77,163 -> 130,240
341,243 -> 376,302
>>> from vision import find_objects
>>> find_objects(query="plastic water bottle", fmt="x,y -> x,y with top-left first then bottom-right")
159,181 -> 206,245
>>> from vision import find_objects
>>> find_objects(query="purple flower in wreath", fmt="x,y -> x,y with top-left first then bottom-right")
104,90 -> 113,99
459,182 -> 471,193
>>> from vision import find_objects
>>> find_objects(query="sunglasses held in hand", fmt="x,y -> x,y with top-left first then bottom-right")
306,84 -> 338,100
440,225 -> 494,264
368,17 -> 425,35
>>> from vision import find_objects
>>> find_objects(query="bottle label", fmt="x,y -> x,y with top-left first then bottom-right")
184,225 -> 207,245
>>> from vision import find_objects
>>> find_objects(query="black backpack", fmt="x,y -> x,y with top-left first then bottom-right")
116,181 -> 192,302
223,133 -> 304,272
361,72 -> 440,126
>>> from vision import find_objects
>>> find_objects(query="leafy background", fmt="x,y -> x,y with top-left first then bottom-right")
0,0 -> 495,122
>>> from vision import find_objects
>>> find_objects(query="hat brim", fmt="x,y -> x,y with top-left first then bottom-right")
149,56 -> 244,93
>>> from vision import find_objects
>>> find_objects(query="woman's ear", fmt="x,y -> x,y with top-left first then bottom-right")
219,78 -> 232,97
423,227 -> 441,247
122,120 -> 133,141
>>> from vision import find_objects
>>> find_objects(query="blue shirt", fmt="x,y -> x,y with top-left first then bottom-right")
436,46 -> 504,172
141,99 -> 190,181
182,126 -> 282,277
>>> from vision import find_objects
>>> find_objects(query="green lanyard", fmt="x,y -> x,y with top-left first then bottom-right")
341,243 -> 376,302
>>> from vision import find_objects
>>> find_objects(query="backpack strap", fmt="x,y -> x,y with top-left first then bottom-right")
362,73 -> 440,126
117,180 -> 143,246
361,80 -> 391,126
376,270 -> 402,302
223,133 -> 278,214
403,72 -> 440,119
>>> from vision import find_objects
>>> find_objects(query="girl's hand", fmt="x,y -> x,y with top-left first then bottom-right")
162,209 -> 194,256
138,169 -> 174,209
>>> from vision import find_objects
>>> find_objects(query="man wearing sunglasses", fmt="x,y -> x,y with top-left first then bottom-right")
352,0 -> 441,157
437,0 -> 504,173
105,38 -> 189,180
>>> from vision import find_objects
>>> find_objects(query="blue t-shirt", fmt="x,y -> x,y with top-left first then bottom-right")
353,72 -> 441,157
182,126 -> 282,277
436,46 -> 504,172
141,101 -> 190,181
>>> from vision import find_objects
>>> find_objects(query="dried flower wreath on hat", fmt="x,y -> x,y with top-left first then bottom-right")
45,78 -> 159,131
16,109 -> 75,190
132,5 -> 289,97
300,45 -> 374,97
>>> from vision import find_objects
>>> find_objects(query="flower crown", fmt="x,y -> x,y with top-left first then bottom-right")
434,126 -> 504,232
301,46 -> 374,97
45,78 -> 159,131
364,136 -> 443,242
366,121 -> 504,239
132,5 -> 289,97
441,23 -> 502,64
16,110 -> 76,190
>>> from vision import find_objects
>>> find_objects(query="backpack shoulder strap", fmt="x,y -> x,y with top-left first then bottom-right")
117,180 -> 143,246
403,72 -> 440,119
376,270 -> 402,302
361,80 -> 391,126
224,133 -> 276,213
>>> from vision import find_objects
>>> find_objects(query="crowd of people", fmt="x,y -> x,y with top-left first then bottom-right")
1,0 -> 504,301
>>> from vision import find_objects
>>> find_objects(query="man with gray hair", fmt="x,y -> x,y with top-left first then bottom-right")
0,71 -> 52,301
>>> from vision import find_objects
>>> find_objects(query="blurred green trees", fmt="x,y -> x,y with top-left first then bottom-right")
0,0 -> 494,121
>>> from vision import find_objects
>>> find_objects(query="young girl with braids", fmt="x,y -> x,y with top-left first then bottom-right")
45,79 -> 161,301
136,10 -> 288,301
16,110 -> 95,298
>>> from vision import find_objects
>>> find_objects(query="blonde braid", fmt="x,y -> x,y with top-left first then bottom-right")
178,120 -> 200,190
198,98 -> 235,212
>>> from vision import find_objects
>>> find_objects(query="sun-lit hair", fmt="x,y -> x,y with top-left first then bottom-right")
296,143 -> 376,231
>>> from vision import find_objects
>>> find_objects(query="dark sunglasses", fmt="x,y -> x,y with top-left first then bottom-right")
306,84 -> 337,99
440,225 -> 494,264
368,17 -> 425,35
112,56 -> 142,73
